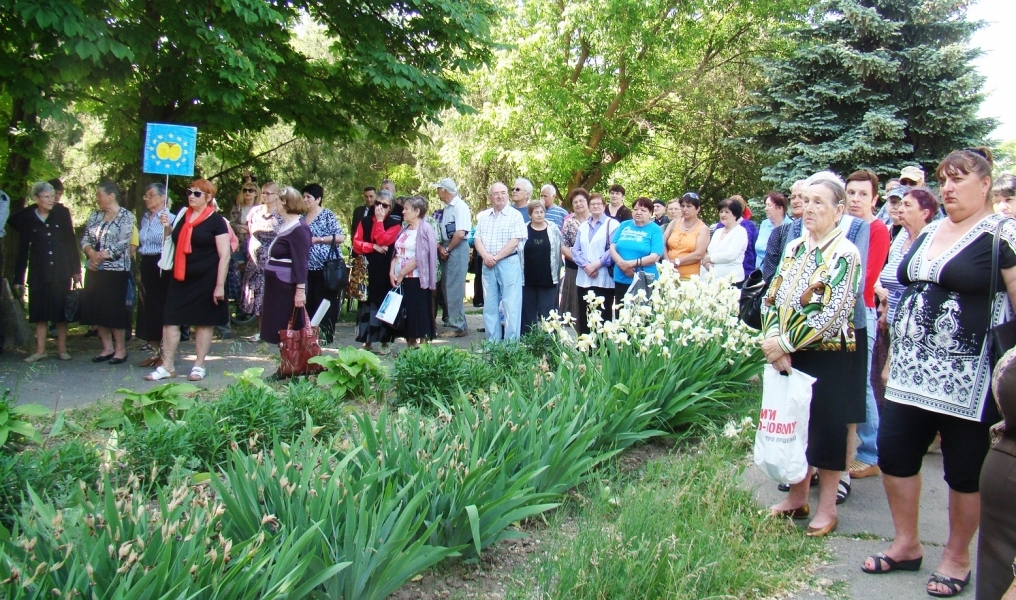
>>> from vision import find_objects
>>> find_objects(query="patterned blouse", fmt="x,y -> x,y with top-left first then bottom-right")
561,213 -> 581,268
303,208 -> 344,271
762,227 -> 862,354
81,207 -> 136,272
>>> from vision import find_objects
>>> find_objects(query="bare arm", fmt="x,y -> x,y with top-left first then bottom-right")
677,224 -> 710,264
213,233 -> 230,304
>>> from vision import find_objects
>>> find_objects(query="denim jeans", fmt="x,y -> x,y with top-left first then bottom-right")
855,306 -> 880,465
481,255 -> 522,342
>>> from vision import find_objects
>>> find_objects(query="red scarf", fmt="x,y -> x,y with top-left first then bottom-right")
173,205 -> 215,281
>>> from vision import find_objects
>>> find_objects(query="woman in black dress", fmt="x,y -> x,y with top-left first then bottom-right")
80,182 -> 136,365
136,183 -> 172,367
862,148 -> 1016,597
146,179 -> 230,382
10,182 -> 81,362
260,186 -> 312,352
352,189 -> 402,353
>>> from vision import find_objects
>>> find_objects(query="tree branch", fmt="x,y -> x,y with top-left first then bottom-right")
206,138 -> 300,181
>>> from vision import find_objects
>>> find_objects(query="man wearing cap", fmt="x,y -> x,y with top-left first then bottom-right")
878,184 -> 910,237
540,184 -> 568,229
433,178 -> 472,338
899,165 -> 925,188
652,199 -> 670,227
511,178 -> 533,224
474,182 -> 527,342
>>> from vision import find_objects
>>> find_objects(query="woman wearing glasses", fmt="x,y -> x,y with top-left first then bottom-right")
352,189 -> 402,353
146,179 -> 231,381
230,178 -> 260,253
80,182 -> 136,364
240,181 -> 283,340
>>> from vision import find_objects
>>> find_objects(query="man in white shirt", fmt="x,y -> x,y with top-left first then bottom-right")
432,178 -> 472,338
474,182 -> 527,341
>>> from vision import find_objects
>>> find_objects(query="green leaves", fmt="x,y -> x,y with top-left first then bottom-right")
116,383 -> 199,427
309,347 -> 386,401
0,393 -> 51,447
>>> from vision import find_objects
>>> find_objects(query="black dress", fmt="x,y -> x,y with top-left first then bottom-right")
10,205 -> 80,323
163,214 -> 230,327
353,214 -> 401,344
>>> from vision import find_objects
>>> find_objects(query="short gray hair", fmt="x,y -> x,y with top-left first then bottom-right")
378,189 -> 394,202
804,172 -> 847,205
404,195 -> 429,218
488,182 -> 507,196
146,182 -> 166,196
31,181 -> 55,198
540,184 -> 556,196
97,181 -> 120,202
513,178 -> 533,196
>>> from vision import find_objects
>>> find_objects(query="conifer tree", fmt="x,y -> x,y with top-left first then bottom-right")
745,0 -> 995,188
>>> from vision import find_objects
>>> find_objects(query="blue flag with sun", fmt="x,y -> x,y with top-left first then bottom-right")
142,123 -> 198,176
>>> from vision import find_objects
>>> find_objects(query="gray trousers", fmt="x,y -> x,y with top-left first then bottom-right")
442,243 -> 469,333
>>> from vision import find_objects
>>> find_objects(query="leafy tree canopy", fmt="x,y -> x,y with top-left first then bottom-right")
744,0 -> 996,188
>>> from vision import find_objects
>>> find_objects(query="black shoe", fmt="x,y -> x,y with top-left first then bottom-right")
48,326 -> 57,338
84,329 -> 98,338
180,329 -> 191,342
477,327 -> 485,333
91,353 -> 114,362
109,354 -> 129,365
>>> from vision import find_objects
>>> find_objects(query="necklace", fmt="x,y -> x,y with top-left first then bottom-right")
680,218 -> 697,232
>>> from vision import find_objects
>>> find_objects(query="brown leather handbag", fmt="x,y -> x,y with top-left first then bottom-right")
277,307 -> 324,378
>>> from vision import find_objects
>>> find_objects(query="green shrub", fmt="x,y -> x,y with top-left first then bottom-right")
116,420 -> 199,486
309,347 -> 388,401
116,382 -> 198,427
283,378 -> 348,436
391,345 -> 489,408
0,440 -> 102,526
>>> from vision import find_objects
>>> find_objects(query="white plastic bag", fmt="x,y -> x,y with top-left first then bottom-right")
377,285 -> 404,326
753,364 -> 816,485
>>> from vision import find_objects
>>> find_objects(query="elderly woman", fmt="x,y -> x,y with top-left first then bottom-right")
80,182 -> 136,364
609,197 -> 664,306
862,149 -> 1016,598
301,183 -> 344,344
10,182 -> 81,362
755,192 -> 788,270
389,195 -> 438,347
521,200 -> 564,334
992,173 -> 1015,219
135,183 -> 172,367
574,193 -> 618,334
662,193 -> 709,278
260,187 -> 312,371
763,174 -> 863,538
241,181 -> 283,341
559,188 -> 590,321
702,197 -> 748,283
146,179 -> 230,382
353,189 -> 402,353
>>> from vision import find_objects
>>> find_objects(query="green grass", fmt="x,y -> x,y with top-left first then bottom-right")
505,425 -> 824,600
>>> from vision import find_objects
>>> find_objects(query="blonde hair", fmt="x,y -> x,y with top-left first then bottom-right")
277,186 -> 307,215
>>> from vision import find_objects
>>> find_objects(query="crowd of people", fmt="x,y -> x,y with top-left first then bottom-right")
1,148 -> 1015,598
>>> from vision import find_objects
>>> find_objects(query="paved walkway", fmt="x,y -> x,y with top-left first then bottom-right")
744,453 -> 978,599
1,312 -> 487,410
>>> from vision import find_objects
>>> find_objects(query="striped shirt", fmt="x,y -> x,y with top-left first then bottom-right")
879,230 -> 911,326
545,204 -> 568,229
475,206 -> 528,256
138,208 -> 170,256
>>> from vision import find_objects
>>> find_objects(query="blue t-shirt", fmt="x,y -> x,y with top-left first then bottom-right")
611,220 -> 665,284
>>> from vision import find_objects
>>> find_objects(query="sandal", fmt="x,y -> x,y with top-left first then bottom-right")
145,366 -> 176,381
778,472 -> 819,492
188,366 -> 206,381
139,343 -> 154,352
861,552 -> 923,574
140,354 -> 162,368
24,352 -> 47,363
927,571 -> 970,597
836,479 -> 851,505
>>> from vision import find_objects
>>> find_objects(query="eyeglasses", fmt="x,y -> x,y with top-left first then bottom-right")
243,188 -> 256,193
188,189 -> 204,198
378,203 -> 391,208
513,188 -> 523,192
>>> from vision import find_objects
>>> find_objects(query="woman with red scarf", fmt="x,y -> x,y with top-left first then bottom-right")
146,178 -> 231,381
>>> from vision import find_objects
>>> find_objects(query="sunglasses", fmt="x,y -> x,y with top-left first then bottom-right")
243,188 -> 256,193
378,203 -> 391,208
188,189 -> 204,198
513,187 -> 523,192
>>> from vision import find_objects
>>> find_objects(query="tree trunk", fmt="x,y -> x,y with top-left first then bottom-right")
2,97 -> 41,283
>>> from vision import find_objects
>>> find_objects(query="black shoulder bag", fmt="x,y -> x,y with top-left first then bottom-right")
988,218 -> 1016,365
322,239 -> 349,293
738,269 -> 767,330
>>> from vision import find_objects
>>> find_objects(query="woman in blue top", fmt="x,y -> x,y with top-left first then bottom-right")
301,183 -> 344,344
755,191 -> 787,270
609,197 -> 665,309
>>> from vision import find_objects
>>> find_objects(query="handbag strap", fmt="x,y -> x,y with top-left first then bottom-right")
328,237 -> 340,260
287,305 -> 314,332
990,218 -> 1006,330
